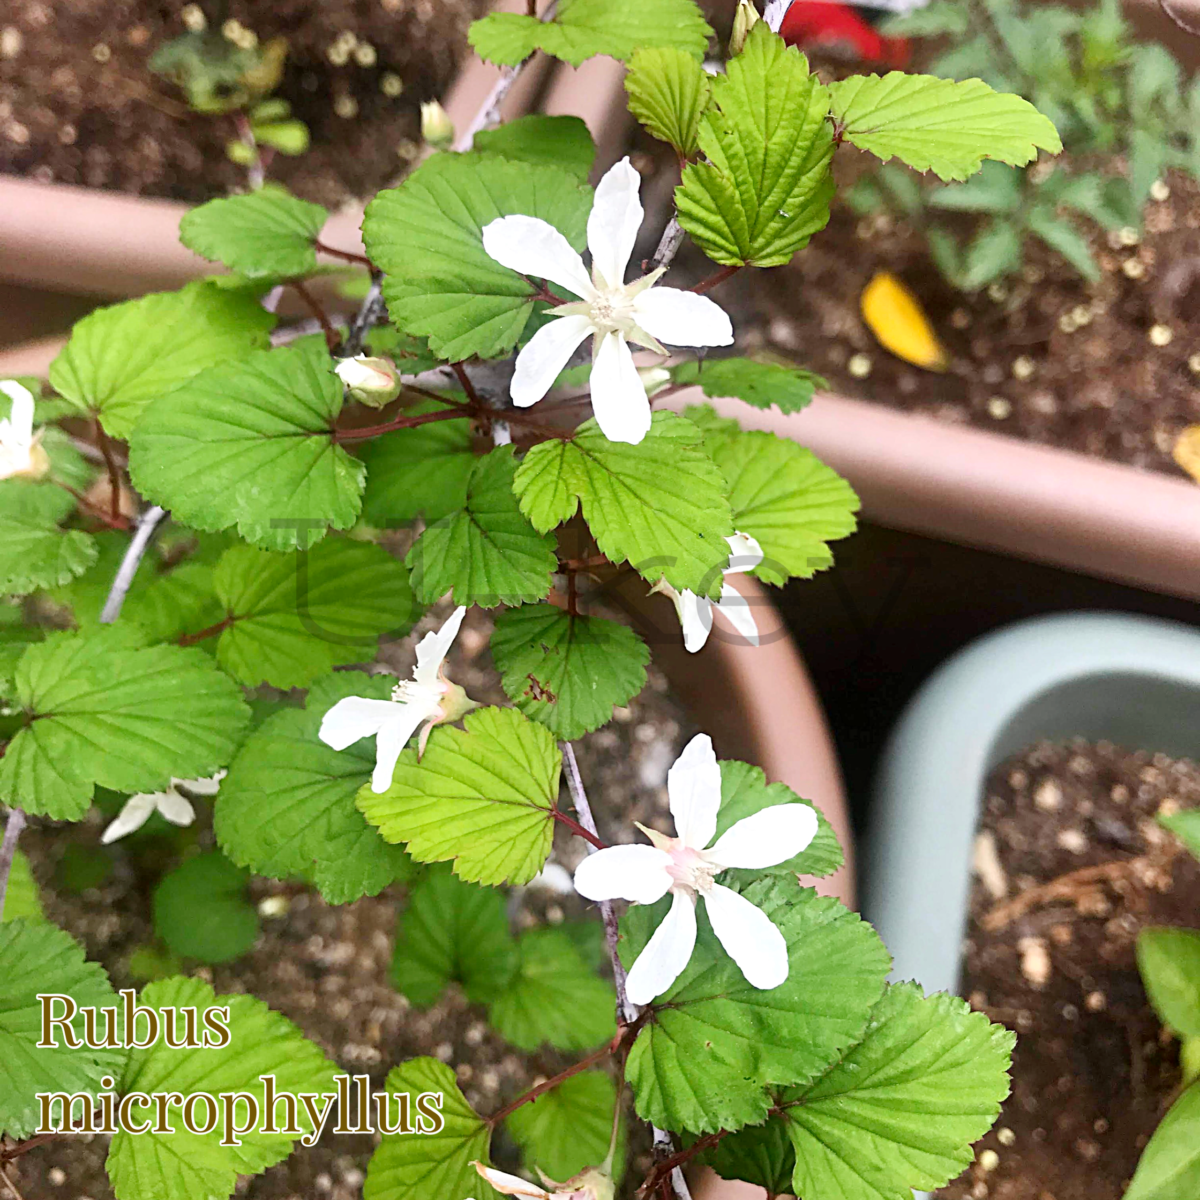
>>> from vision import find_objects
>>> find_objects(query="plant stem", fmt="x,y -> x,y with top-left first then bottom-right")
342,276 -> 387,358
551,806 -> 607,850
177,616 -> 235,648
313,241 -> 373,268
93,419 -> 124,524
690,265 -> 742,295
289,279 -> 338,350
0,1161 -> 25,1200
651,216 -> 686,273
0,809 -> 28,924
331,405 -> 470,443
99,505 -> 168,624
233,111 -> 265,190
52,481 -> 129,532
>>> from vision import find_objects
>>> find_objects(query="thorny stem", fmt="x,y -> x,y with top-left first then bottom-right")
313,240 -> 372,268
93,419 -> 124,524
99,505 -> 168,624
551,806 -> 607,850
690,265 -> 742,295
289,279 -> 339,350
0,809 -> 28,925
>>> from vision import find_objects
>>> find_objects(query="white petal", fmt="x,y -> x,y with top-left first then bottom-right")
573,844 -> 672,904
676,591 -> 713,654
590,333 -> 651,445
177,771 -> 225,797
319,696 -> 399,751
155,789 -> 196,828
0,380 -> 34,446
473,1164 -> 551,1199
705,804 -> 818,870
414,605 -> 468,687
667,733 -> 722,851
763,0 -> 792,32
631,287 -> 734,348
587,157 -> 643,288
100,793 -> 160,844
371,705 -> 429,794
510,315 -> 595,409
625,890 -> 698,1005
724,532 -> 764,574
481,215 -> 593,300
713,581 -> 760,647
704,882 -> 789,990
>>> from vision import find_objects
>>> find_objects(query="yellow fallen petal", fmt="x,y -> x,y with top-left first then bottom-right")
860,271 -> 949,372
1173,426 -> 1200,484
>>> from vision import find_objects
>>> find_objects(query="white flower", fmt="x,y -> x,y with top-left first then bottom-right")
101,773 -> 225,844
0,380 -> 49,481
319,606 -> 478,793
481,158 -> 734,445
573,733 -> 818,1004
653,532 -> 763,653
472,1162 -> 613,1200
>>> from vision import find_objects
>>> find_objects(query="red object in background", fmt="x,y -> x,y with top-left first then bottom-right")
777,1 -> 911,66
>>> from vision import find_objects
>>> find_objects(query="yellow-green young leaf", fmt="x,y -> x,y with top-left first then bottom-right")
406,447 -> 557,609
0,920 -> 124,1140
780,983 -> 1015,1200
488,928 -> 616,1052
473,115 -> 596,181
626,46 -> 711,158
829,72 -> 1062,183
1138,927 -> 1200,1038
357,706 -> 561,887
676,24 -> 834,267
469,0 -> 713,67
152,852 -> 259,965
106,976 -> 339,1200
490,604 -> 649,739
0,518 -> 96,597
513,412 -> 733,597
48,281 -> 276,438
128,339 -> 366,551
179,186 -> 329,278
1124,1081 -> 1200,1200
0,841 -> 42,923
208,538 -> 416,688
364,1057 -> 503,1200
1161,810 -> 1200,861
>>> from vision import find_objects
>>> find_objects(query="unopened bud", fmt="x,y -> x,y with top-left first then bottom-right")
420,100 -> 455,150
730,0 -> 760,54
335,355 -> 401,408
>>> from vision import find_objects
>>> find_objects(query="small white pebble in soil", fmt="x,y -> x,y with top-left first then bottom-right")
328,42 -> 352,65
92,43 -> 112,63
1150,179 -> 1171,202
181,4 -> 206,31
1011,355 -> 1035,381
1094,1117 -> 1110,1134
1118,226 -> 1141,247
1122,258 -> 1146,279
1071,304 -> 1092,327
434,1042 -> 454,1062
1058,312 -> 1078,334
342,1168 -> 365,1188
973,830 -> 1008,900
997,1127 -> 1016,1147
1034,777 -> 1063,811
258,894 -> 289,918
380,72 -> 404,96
1010,768 -> 1029,789
1018,936 -> 1052,988
1062,1003 -> 1079,1020
0,26 -> 22,57
971,1184 -> 988,1200
1050,924 -> 1073,946
978,1149 -> 1000,1173
1111,783 -> 1130,804
355,42 -> 378,67
987,282 -> 1009,303
1149,324 -> 1173,347
1075,1138 -> 1102,1162
848,353 -> 872,379
1028,390 -> 1058,415
986,396 -> 1011,420
315,1173 -> 333,1192
48,1168 -> 67,1186
1158,797 -> 1182,817
950,308 -> 971,330
334,94 -> 359,119
1056,827 -> 1088,853
1085,990 -> 1107,1012
545,903 -> 564,925
969,989 -> 988,1009
1188,352 -> 1200,376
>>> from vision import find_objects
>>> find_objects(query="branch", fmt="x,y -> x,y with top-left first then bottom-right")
93,419 -> 124,524
551,806 -> 607,850
177,616 -> 235,648
314,240 -> 372,268
289,279 -> 339,350
331,405 -> 471,443
0,809 -> 28,924
651,216 -> 686,273
99,505 -> 168,624
342,275 -> 387,359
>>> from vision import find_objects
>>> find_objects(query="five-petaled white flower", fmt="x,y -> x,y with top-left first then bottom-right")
0,380 -> 49,482
573,733 -> 818,1004
472,1162 -> 613,1200
653,532 -> 763,654
319,606 -> 478,793
481,157 -> 734,445
101,773 -> 225,844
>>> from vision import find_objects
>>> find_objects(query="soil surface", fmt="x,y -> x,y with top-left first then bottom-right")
940,738 -> 1200,1200
3,602 -> 693,1200
0,0 -> 487,206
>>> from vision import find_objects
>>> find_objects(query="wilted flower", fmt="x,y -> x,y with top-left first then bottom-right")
573,733 -> 817,1004
334,354 -> 401,408
472,1162 -> 614,1200
0,380 -> 49,482
730,0 -> 761,53
101,773 -> 225,844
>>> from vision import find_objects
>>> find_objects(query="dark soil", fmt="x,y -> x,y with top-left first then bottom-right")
3,602 -> 693,1200
0,0 -> 487,206
940,739 -> 1200,1200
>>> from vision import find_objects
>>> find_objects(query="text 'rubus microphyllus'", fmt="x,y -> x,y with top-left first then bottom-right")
0,379 -> 50,482
481,158 -> 734,445
573,733 -> 818,1004
101,773 -> 225,844
319,606 -> 479,793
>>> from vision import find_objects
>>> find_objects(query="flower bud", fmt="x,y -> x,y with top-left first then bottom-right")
637,365 -> 672,397
730,0 -> 760,55
334,355 -> 401,408
420,100 -> 455,150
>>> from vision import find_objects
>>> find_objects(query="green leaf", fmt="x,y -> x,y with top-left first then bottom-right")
623,883 -> 890,1132
676,24 -> 834,267
1027,206 -> 1100,281
358,706 -> 562,886
1124,1081 -> 1200,1200
1161,810 -> 1200,860
362,152 -> 592,362
391,866 -> 516,1007
468,0 -> 713,67
364,1057 -> 502,1200
1138,927 -> 1200,1038
128,339 -> 366,551
0,423 -> 94,527
210,538 -> 415,688
473,115 -> 596,181
0,920 -> 123,1139
0,842 -> 42,923
214,672 -> 412,904
703,1115 -> 795,1195
513,412 -> 733,596
407,447 -> 557,608
829,72 -> 1062,182
106,976 -> 338,1200
959,220 -> 1023,290
179,186 -> 329,278
491,604 -> 648,739
0,518 -> 96,597
698,420 -> 859,584
152,852 -> 259,964
0,631 -> 250,820
507,1071 -> 623,1183
626,46 -> 712,158
359,408 -> 475,525
779,982 -> 1016,1200
48,281 -> 275,438
362,327 -> 443,376
671,358 -> 825,415
488,927 -> 616,1052
928,160 -> 1022,213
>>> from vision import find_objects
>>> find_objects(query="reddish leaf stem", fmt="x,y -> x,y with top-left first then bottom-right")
177,616 -> 235,647
689,265 -> 742,295
289,279 -> 338,350
551,807 -> 607,850
313,240 -> 373,268
331,406 -> 471,443
93,419 -> 124,524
